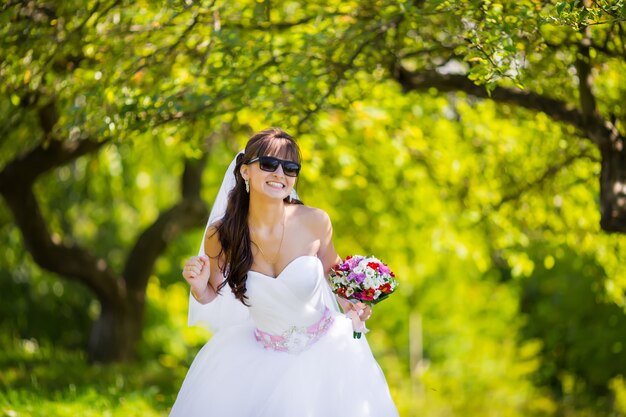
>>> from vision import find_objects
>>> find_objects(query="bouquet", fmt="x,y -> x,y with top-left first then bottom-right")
329,255 -> 399,338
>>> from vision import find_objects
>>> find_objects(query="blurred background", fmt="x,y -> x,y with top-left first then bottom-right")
1,1 -> 626,416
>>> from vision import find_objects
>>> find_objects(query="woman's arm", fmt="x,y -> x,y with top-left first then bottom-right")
203,225 -> 228,302
183,225 -> 227,305
315,209 -> 341,276
314,209 -> 371,321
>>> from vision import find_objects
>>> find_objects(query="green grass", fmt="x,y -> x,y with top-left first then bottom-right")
0,338 -> 183,417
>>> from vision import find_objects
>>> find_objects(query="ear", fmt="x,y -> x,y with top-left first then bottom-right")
239,164 -> 249,181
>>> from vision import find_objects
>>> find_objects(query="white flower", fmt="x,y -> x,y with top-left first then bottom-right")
284,330 -> 310,353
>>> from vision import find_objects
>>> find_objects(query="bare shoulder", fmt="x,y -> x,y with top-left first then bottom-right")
203,223 -> 223,259
288,204 -> 332,234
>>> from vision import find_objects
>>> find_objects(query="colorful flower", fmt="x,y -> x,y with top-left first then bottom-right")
347,272 -> 366,284
378,264 -> 391,274
379,283 -> 392,293
337,262 -> 350,271
367,261 -> 380,271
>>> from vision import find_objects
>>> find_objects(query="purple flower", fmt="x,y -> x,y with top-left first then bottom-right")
346,256 -> 362,269
338,262 -> 351,271
378,264 -> 391,275
347,272 -> 366,284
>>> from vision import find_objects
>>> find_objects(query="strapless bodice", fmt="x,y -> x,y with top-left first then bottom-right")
246,255 -> 333,335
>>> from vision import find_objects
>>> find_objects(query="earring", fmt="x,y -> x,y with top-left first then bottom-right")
245,180 -> 250,193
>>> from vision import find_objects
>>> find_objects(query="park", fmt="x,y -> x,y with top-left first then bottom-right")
1,1 -> 626,416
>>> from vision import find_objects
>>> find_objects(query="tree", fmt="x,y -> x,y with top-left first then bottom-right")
386,0 -> 626,232
0,1 -> 221,362
2,0 -> 625,364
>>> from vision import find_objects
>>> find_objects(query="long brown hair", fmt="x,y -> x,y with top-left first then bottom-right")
214,127 -> 302,305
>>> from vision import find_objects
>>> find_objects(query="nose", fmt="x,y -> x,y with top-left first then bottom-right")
272,163 -> 286,177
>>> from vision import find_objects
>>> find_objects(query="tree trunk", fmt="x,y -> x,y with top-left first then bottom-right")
599,134 -> 626,233
88,293 -> 145,363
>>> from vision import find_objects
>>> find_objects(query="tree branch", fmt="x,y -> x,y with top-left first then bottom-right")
392,65 -> 617,148
0,137 -> 124,304
219,13 -> 346,31
297,16 -> 402,130
473,151 -> 594,226
0,138 -> 106,185
123,153 -> 210,293
0,181 -> 124,306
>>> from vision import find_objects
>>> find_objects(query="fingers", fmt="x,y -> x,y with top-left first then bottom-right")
354,303 -> 372,321
361,307 -> 372,321
199,255 -> 210,273
337,299 -> 372,320
185,263 -> 201,276
182,256 -> 209,280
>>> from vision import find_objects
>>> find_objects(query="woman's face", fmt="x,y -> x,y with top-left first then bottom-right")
240,143 -> 298,201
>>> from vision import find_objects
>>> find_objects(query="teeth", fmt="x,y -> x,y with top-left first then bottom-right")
267,181 -> 284,188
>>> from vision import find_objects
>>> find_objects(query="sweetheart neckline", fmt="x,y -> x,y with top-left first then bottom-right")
248,255 -> 321,280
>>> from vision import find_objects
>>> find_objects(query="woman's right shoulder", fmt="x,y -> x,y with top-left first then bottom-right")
204,221 -> 221,239
204,223 -> 223,259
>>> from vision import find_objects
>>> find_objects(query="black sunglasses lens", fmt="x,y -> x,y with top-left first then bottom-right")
283,163 -> 300,177
259,157 -> 280,172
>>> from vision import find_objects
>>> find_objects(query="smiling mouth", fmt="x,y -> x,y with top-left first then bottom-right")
266,181 -> 285,189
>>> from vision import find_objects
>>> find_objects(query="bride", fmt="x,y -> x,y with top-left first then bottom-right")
170,127 -> 399,416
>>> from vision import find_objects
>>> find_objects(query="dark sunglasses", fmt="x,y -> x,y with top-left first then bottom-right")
245,156 -> 301,177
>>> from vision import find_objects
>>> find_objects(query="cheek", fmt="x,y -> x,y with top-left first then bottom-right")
247,168 -> 265,183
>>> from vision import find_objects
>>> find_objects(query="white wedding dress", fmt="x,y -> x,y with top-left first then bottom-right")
169,255 -> 399,417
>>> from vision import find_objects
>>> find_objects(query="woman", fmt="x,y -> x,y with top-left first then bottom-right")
170,128 -> 398,416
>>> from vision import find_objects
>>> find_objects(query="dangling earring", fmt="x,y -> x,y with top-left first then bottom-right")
245,180 -> 250,193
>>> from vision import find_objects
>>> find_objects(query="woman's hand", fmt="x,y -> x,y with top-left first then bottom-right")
337,297 -> 372,321
182,255 -> 212,302
353,302 -> 372,321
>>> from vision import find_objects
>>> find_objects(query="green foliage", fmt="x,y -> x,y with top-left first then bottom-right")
0,204 -> 93,349
552,0 -> 626,29
521,244 -> 626,408
2,0 -> 626,416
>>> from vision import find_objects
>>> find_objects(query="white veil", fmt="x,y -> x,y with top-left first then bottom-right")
187,151 -> 302,333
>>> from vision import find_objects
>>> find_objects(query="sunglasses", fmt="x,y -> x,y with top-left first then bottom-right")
245,156 -> 301,177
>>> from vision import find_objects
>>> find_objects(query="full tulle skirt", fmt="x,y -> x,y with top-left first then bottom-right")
169,313 -> 398,417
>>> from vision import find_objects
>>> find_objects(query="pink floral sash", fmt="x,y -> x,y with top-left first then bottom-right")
253,308 -> 334,353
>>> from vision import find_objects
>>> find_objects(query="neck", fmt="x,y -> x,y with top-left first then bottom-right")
248,194 -> 285,231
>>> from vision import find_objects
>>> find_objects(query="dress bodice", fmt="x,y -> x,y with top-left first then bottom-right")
245,255 -> 334,335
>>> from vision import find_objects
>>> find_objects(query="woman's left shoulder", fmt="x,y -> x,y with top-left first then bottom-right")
289,204 -> 331,230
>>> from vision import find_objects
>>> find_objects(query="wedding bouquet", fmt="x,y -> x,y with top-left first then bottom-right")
329,255 -> 399,338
